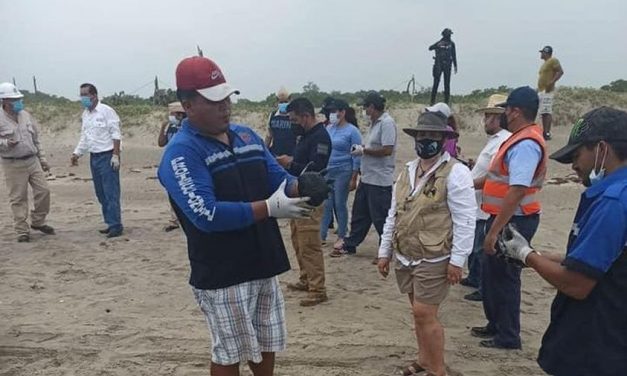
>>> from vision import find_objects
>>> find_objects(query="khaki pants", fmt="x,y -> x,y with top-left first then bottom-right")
290,205 -> 325,293
1,157 -> 50,235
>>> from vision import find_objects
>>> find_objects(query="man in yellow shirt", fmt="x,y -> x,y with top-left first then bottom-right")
537,46 -> 564,140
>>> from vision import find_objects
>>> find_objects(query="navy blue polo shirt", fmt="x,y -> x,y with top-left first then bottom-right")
158,120 -> 297,289
268,110 -> 296,156
538,167 -> 627,376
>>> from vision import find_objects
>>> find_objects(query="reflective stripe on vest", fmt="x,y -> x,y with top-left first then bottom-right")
481,124 -> 547,216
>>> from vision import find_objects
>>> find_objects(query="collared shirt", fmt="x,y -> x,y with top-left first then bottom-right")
0,109 -> 46,161
471,129 -> 511,220
538,166 -> 627,375
74,102 -> 121,156
378,152 -> 477,267
360,112 -> 397,187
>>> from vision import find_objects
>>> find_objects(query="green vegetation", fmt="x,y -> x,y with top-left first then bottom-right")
20,80 -> 627,134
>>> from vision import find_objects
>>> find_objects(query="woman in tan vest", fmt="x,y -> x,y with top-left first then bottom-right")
377,112 -> 476,376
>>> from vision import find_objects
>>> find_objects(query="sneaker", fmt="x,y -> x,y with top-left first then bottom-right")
460,278 -> 479,288
470,326 -> 496,338
99,228 -> 110,234
479,339 -> 521,350
299,292 -> 328,307
31,224 -> 55,235
286,281 -> 309,292
107,228 -> 123,238
464,291 -> 483,301
543,132 -> 552,141
17,234 -> 30,243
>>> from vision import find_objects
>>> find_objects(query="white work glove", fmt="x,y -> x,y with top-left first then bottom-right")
265,180 -> 312,219
350,144 -> 364,156
110,154 -> 120,171
497,224 -> 534,265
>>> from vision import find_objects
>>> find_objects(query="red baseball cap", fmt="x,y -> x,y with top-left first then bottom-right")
175,56 -> 240,101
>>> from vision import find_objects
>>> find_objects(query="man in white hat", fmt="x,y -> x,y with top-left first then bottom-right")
377,112 -> 476,376
461,94 -> 511,301
158,101 -> 186,231
0,82 -> 54,242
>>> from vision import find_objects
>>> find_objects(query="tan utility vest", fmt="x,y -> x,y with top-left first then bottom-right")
393,159 -> 457,260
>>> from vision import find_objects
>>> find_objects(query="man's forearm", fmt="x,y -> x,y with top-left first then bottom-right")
113,140 -> 121,155
526,252 -> 596,300
364,146 -> 393,157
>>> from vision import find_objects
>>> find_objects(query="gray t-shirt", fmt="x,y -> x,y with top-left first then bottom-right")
360,112 -> 397,186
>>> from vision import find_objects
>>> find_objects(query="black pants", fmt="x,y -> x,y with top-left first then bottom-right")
430,62 -> 452,105
482,214 -> 540,348
343,182 -> 392,253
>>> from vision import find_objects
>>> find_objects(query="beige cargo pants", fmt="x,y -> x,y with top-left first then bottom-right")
1,157 -> 50,235
290,205 -> 326,293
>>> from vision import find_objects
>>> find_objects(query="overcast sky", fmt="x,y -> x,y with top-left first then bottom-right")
1,0 -> 626,101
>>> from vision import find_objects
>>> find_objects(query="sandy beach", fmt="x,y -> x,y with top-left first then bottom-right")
0,108 -> 583,376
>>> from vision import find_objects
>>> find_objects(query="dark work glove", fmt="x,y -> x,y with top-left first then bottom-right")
297,171 -> 332,207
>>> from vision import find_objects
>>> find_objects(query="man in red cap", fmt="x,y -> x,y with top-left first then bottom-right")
158,56 -> 329,375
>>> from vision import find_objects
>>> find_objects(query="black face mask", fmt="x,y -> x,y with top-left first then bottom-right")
499,113 -> 510,130
414,139 -> 443,159
291,122 -> 305,136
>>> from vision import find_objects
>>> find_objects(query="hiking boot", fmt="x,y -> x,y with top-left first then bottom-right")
287,281 -> 309,292
460,278 -> 479,288
17,234 -> 30,243
99,228 -> 110,234
299,292 -> 328,307
31,224 -> 55,235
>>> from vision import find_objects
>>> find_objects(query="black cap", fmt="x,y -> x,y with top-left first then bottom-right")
333,99 -> 349,111
498,86 -> 539,112
319,96 -> 337,114
442,28 -> 453,36
539,46 -> 553,54
359,91 -> 386,108
550,107 -> 627,164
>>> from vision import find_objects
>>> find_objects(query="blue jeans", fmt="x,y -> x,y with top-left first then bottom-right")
320,167 -> 353,240
90,151 -> 122,232
466,219 -> 487,290
482,214 -> 539,348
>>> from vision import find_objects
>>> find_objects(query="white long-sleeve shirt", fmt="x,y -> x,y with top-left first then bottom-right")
471,129 -> 511,220
378,152 -> 477,268
74,102 -> 121,156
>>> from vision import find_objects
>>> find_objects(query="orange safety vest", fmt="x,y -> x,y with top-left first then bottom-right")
481,124 -> 547,215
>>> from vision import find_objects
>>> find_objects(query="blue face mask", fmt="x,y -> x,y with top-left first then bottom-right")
80,96 -> 92,109
278,102 -> 288,113
11,99 -> 24,113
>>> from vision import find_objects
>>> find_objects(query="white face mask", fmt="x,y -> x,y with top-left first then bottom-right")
329,112 -> 339,124
588,143 -> 608,186
168,115 -> 178,124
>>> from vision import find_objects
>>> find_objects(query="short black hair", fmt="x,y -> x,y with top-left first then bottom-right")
176,89 -> 199,102
585,140 -> 627,161
80,83 -> 98,96
519,106 -> 538,122
286,97 -> 315,117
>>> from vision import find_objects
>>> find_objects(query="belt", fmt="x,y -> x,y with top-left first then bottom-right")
1,154 -> 35,160
90,149 -> 113,156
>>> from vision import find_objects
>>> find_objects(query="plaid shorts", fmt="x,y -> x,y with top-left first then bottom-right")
192,276 -> 287,365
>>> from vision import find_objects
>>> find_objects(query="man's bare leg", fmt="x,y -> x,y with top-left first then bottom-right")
248,352 -> 275,376
412,300 -> 445,376
407,294 -> 427,368
211,362 -> 239,376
